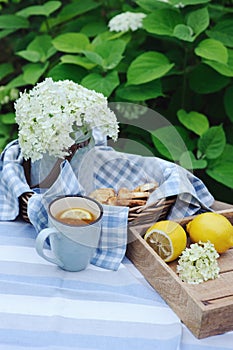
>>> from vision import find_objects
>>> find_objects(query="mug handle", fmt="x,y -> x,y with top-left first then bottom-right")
35,228 -> 63,267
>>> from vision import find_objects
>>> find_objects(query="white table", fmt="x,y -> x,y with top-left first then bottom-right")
0,220 -> 232,350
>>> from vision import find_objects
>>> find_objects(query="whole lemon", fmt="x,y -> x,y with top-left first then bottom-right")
144,220 -> 187,262
186,212 -> 233,253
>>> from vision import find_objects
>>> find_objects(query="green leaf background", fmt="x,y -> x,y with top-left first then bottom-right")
0,0 -> 233,203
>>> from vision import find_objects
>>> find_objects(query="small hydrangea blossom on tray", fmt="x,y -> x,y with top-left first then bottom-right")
14,78 -> 118,162
177,241 -> 220,284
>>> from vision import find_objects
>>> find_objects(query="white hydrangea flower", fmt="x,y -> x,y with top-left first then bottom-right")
177,241 -> 220,284
15,78 -> 118,161
108,12 -> 146,32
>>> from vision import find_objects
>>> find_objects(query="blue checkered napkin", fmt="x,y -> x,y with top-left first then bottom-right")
131,153 -> 215,218
0,140 -> 32,220
77,146 -> 153,195
27,161 -> 129,271
91,204 -> 128,270
27,160 -> 85,232
78,146 -> 214,219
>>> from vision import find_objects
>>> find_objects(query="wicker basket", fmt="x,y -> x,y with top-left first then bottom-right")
19,192 -> 176,225
128,196 -> 176,226
19,192 -> 34,223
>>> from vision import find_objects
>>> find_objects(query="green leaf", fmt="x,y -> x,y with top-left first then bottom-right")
16,35 -> 56,63
0,15 -> 29,29
81,70 -> 119,97
6,75 -> 26,89
116,80 -> 164,101
0,136 -> 8,151
44,0 -> 100,29
93,40 -> 126,70
198,125 -> 226,159
28,35 -> 56,61
47,63 -> 86,83
41,0 -> 62,14
177,109 -> 209,136
208,144 -> 233,166
151,125 -> 191,161
0,29 -> 16,39
136,0 -> 170,11
143,9 -> 183,36
175,125 -> 196,151
127,51 -> 174,85
22,63 -> 49,85
189,64 -> 230,94
207,144 -> 233,188
182,0 -> 210,4
58,0 -> 99,17
0,125 -> 10,140
92,30 -> 130,46
173,24 -> 194,42
204,49 -> 233,77
187,7 -> 209,36
179,151 -> 207,170
1,113 -> 15,125
0,63 -> 13,81
82,51 -> 104,67
80,21 -> 107,37
195,39 -> 228,64
61,55 -> 96,69
204,61 -> 233,76
16,50 -> 41,63
52,33 -> 90,53
224,85 -> 233,122
207,19 -> 233,48
17,1 -> 61,18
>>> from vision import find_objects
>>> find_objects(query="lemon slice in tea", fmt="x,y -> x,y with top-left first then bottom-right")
60,208 -> 93,221
144,220 -> 187,262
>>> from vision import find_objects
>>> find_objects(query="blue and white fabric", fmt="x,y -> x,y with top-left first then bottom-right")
0,139 -> 214,271
0,220 -> 232,350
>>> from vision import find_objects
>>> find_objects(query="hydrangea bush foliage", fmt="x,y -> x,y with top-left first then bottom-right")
0,0 -> 233,202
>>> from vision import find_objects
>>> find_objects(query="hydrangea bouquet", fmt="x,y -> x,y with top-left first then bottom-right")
15,78 -> 119,162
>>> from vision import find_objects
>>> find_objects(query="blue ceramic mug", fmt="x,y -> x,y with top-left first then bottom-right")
35,195 -> 103,272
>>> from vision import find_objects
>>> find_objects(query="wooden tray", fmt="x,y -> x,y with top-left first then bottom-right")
126,207 -> 233,339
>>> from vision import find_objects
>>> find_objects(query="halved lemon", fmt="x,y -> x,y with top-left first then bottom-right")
144,220 -> 187,262
60,208 -> 93,221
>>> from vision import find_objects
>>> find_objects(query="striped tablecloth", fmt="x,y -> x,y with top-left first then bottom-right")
0,220 -> 232,350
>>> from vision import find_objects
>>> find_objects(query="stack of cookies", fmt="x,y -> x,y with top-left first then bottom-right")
89,182 -> 158,208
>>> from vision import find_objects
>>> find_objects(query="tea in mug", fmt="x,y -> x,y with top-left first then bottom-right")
55,207 -> 96,225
